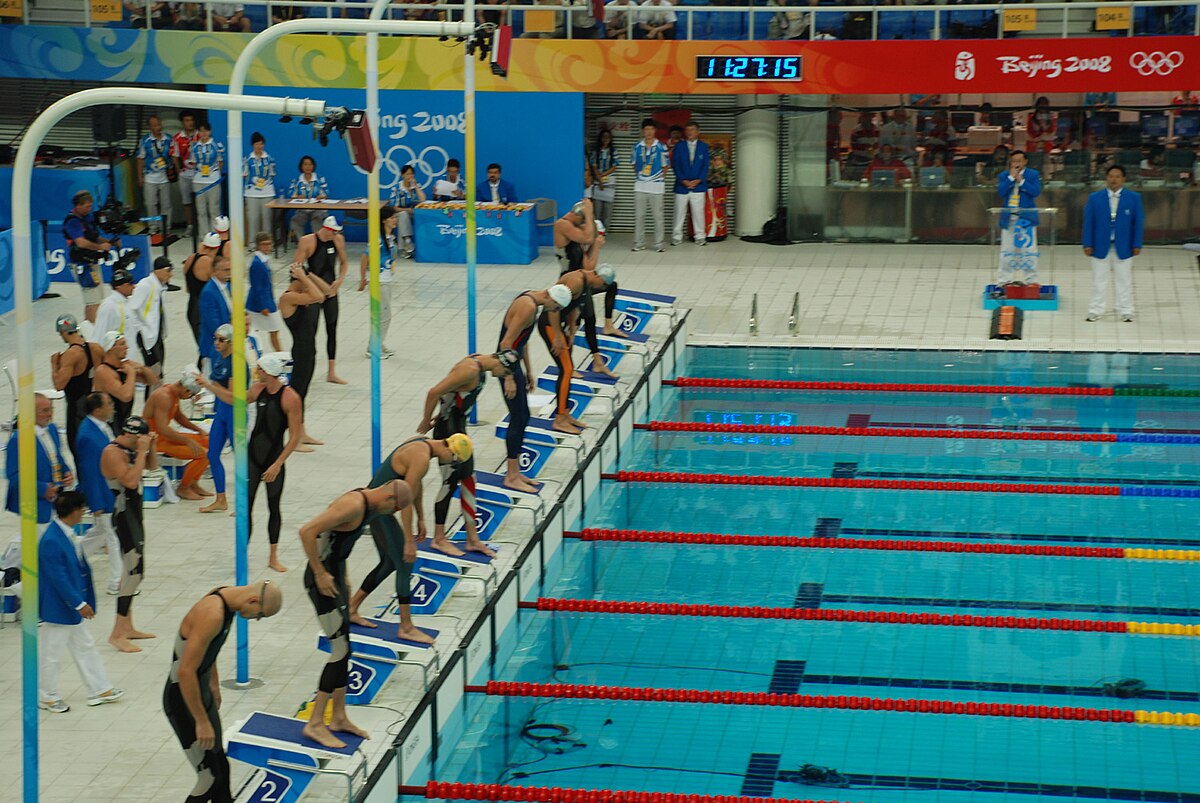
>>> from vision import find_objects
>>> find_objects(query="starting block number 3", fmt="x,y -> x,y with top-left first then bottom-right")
248,771 -> 293,803
347,660 -> 376,697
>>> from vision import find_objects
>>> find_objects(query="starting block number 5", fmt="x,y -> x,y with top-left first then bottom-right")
248,771 -> 293,803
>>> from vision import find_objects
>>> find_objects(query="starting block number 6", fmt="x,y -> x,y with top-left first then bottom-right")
518,448 -> 536,471
248,771 -> 293,803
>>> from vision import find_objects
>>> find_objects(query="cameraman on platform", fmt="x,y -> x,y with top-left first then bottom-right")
63,190 -> 112,324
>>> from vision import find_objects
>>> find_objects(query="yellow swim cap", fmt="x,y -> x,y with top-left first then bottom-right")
446,433 -> 473,463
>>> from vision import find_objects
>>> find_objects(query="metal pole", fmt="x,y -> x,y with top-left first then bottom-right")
368,0 -> 391,470
225,16 -> 475,683
465,1 -> 479,416
11,86 -> 326,803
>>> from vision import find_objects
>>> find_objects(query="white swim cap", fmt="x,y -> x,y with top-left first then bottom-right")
214,215 -> 230,232
547,284 -> 572,309
257,352 -> 293,377
179,365 -> 202,394
202,232 -> 221,248
595,263 -> 616,286
101,331 -> 125,351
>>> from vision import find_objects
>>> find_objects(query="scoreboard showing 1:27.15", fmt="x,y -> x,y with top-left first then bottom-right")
696,55 -> 803,81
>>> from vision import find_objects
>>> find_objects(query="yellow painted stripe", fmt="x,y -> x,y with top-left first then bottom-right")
1123,548 -> 1200,561
1125,622 -> 1200,636
1134,711 -> 1200,727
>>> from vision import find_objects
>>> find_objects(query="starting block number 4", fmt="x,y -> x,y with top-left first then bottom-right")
247,771 -> 293,803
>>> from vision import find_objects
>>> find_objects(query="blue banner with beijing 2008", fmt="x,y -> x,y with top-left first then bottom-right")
205,87 -> 582,247
413,205 -> 538,264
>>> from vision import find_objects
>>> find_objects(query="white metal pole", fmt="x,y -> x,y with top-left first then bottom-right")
367,0 -> 391,470
225,16 -> 475,683
11,87 -> 327,803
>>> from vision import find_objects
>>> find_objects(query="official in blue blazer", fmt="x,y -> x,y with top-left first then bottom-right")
247,231 -> 283,352
477,163 -> 518,204
76,391 -> 123,595
198,252 -> 233,365
1083,164 -> 1144,322
5,393 -> 72,524
38,490 -> 123,712
995,149 -> 1042,284
669,120 -> 710,247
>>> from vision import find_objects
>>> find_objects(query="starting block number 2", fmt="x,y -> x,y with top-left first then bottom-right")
247,771 -> 293,803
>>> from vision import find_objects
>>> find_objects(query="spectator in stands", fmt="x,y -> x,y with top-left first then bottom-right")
636,0 -> 677,40
1172,90 -> 1198,114
826,108 -> 842,164
124,1 -> 171,28
477,0 -> 507,25
846,112 -> 879,177
191,122 -> 225,238
667,125 -> 684,157
1026,96 -> 1056,153
922,109 -> 956,164
880,108 -> 918,166
588,129 -> 619,229
866,145 -> 912,182
922,151 -> 952,182
171,110 -> 199,238
977,102 -> 995,127
288,155 -> 329,242
210,2 -> 251,31
605,0 -> 636,38
434,159 -> 466,201
909,94 -> 941,108
564,0 -> 600,37
171,2 -> 204,30
977,144 -> 1010,185
244,132 -> 277,245
1084,92 -> 1117,110
272,5 -> 306,23
1140,147 -> 1168,180
767,0 -> 815,40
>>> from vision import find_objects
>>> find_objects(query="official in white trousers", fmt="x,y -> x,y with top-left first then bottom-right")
672,191 -> 706,247
633,192 -> 664,251
1082,165 -> 1144,322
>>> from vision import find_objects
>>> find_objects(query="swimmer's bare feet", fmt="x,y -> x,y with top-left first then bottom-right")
303,435 -> 324,445
430,536 -> 465,557
568,415 -> 588,429
465,537 -> 497,559
603,324 -> 629,338
398,624 -> 435,645
503,474 -> 539,494
199,495 -> 227,513
328,717 -> 370,740
295,444 -> 314,453
128,629 -> 156,640
552,415 -> 582,435
349,612 -> 377,628
108,635 -> 141,653
268,558 -> 288,573
194,485 -> 215,497
326,374 -> 348,385
177,486 -> 203,501
303,721 -> 347,749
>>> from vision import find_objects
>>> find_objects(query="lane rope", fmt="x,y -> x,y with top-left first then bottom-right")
665,377 -> 1200,398
404,782 -> 860,803
522,598 -> 1200,638
466,681 -> 1200,727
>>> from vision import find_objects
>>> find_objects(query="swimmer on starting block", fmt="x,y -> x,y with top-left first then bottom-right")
346,434 -> 474,642
299,480 -> 411,749
417,350 -> 522,557
163,581 -> 283,803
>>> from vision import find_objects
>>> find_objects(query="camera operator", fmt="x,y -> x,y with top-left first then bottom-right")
63,191 -> 113,324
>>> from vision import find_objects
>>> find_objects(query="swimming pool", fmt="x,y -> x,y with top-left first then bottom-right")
430,346 -> 1200,803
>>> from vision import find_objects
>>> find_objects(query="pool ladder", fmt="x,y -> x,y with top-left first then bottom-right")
749,292 -> 800,336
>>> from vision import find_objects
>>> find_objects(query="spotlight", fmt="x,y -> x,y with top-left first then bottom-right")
299,116 -> 314,125
278,114 -> 293,123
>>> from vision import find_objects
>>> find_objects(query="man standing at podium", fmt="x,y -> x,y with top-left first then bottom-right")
996,149 -> 1041,285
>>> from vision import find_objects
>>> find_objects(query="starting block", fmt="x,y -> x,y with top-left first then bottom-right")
227,711 -> 368,803
574,327 -> 651,373
413,539 -> 501,602
317,617 -> 441,697
613,288 -> 677,330
495,414 -> 585,468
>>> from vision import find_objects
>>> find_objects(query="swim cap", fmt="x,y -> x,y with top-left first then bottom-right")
121,416 -> 149,435
547,284 -> 572,309
202,232 -> 221,248
257,352 -> 293,378
55,314 -> 79,334
595,263 -> 616,286
446,433 -> 473,464
179,365 -> 202,394
101,331 -> 125,351
495,348 -> 521,370
214,215 -> 230,232
215,323 -> 233,340
321,215 -> 343,231
570,201 -> 586,218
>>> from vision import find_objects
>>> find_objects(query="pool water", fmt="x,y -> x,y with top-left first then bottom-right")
435,347 -> 1200,803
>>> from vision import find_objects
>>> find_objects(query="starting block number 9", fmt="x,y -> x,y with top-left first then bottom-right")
248,771 -> 292,803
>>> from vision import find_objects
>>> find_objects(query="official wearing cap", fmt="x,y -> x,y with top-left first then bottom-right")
93,268 -> 140,350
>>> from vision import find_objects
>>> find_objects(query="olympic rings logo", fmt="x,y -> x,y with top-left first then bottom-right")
1129,51 -> 1184,76
380,144 -> 451,192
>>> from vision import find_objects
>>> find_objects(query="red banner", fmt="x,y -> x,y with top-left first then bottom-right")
501,37 -> 1198,95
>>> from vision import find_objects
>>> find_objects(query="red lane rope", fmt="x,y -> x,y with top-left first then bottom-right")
476,681 -> 1137,724
607,470 -> 1122,497
532,597 -> 1129,634
577,528 -> 1126,559
640,421 -> 1120,444
413,782 -> 858,803
666,377 -> 1115,397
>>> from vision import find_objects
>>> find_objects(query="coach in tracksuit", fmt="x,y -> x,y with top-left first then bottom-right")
1083,164 -> 1144,323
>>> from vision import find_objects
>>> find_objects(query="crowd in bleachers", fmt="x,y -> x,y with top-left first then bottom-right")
113,0 -> 1199,39
827,96 -> 1200,189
